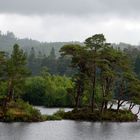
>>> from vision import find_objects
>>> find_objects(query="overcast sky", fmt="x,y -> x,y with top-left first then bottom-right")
0,0 -> 140,44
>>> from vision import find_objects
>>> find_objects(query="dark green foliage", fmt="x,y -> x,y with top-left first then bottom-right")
0,44 -> 31,115
134,54 -> 140,77
61,109 -> 137,122
41,47 -> 57,74
23,77 -> 46,105
60,34 -> 140,116
27,47 -> 40,75
22,75 -> 74,107
27,47 -> 73,76
5,44 -> 29,101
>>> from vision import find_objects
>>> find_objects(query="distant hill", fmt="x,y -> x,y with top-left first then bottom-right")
0,31 -> 139,57
0,31 -> 81,57
112,42 -> 137,50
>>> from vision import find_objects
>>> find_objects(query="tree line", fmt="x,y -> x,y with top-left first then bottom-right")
27,47 -> 74,76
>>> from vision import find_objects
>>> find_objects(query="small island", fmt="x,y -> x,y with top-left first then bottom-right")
0,34 -> 140,122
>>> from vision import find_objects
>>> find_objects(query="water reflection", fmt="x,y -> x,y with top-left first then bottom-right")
0,107 -> 140,140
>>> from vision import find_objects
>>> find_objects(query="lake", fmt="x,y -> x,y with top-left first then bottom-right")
0,106 -> 140,140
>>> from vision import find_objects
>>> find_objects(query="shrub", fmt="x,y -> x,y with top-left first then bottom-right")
3,100 -> 42,122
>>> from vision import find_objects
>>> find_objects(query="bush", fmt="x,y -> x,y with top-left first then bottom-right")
3,100 -> 43,122
45,114 -> 62,120
62,108 -> 137,122
53,109 -> 65,118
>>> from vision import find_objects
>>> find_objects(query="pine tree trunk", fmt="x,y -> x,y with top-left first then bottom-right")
2,79 -> 14,115
7,79 -> 14,101
91,75 -> 96,112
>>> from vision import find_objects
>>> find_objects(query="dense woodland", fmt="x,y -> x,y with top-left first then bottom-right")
1,32 -> 140,121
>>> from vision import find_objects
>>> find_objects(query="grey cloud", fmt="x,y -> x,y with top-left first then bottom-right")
0,0 -> 140,17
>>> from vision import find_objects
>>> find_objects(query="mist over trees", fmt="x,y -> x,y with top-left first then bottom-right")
1,31 -> 140,76
0,31 -> 81,57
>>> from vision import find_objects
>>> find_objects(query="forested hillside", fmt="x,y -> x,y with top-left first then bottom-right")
0,31 -> 81,57
1,31 -> 140,77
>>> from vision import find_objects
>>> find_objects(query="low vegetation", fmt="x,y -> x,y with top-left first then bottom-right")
46,108 -> 137,122
63,109 -> 137,122
0,99 -> 43,122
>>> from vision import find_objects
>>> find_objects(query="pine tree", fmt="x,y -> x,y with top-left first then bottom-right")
4,44 -> 29,106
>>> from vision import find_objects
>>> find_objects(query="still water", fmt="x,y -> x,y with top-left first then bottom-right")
0,107 -> 140,140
